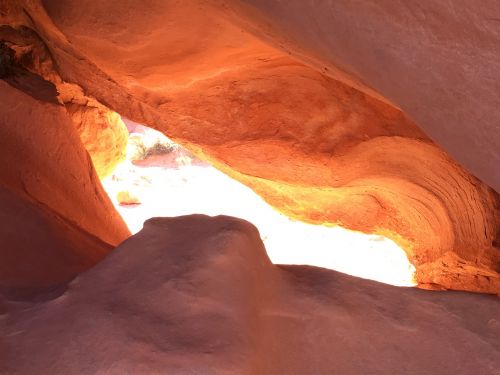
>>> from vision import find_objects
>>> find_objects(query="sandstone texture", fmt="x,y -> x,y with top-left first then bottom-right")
223,1 -> 500,192
0,10 -> 129,179
2,215 -> 499,374
0,76 -> 129,295
65,104 -> 128,178
1,2 -> 500,373
0,1 -> 499,293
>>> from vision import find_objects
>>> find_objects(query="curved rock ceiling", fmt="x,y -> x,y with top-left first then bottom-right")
0,0 -> 499,295
224,0 -> 500,192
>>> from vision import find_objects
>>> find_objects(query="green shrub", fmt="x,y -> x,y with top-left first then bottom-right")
128,135 -> 148,161
128,136 -> 179,161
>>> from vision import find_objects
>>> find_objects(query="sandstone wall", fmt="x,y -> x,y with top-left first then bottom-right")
0,0 -> 498,293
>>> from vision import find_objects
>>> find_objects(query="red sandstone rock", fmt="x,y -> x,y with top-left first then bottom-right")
0,78 -> 129,293
0,186 -> 112,298
1,215 -> 499,374
1,3 -> 500,371
1,1 -> 499,293
116,190 -> 141,206
65,104 -> 128,178
222,1 -> 500,192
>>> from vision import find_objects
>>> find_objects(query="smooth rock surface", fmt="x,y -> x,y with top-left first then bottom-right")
224,1 -> 500,192
2,215 -> 499,374
0,77 -> 129,292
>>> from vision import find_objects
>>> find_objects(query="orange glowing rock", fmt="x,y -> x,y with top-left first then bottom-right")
116,190 -> 141,206
2,0 -> 500,295
66,104 -> 129,178
102,128 -> 417,286
0,79 -> 129,293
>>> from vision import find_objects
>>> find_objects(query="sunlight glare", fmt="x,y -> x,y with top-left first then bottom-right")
102,125 -> 416,287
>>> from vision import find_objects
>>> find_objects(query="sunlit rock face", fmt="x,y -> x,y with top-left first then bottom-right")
65,104 -> 128,178
0,11 -> 129,180
1,1 -> 499,293
222,1 -> 500,192
100,125 -> 417,287
155,62 -> 499,293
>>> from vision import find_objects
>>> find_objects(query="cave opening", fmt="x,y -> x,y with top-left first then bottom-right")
100,118 -> 416,287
